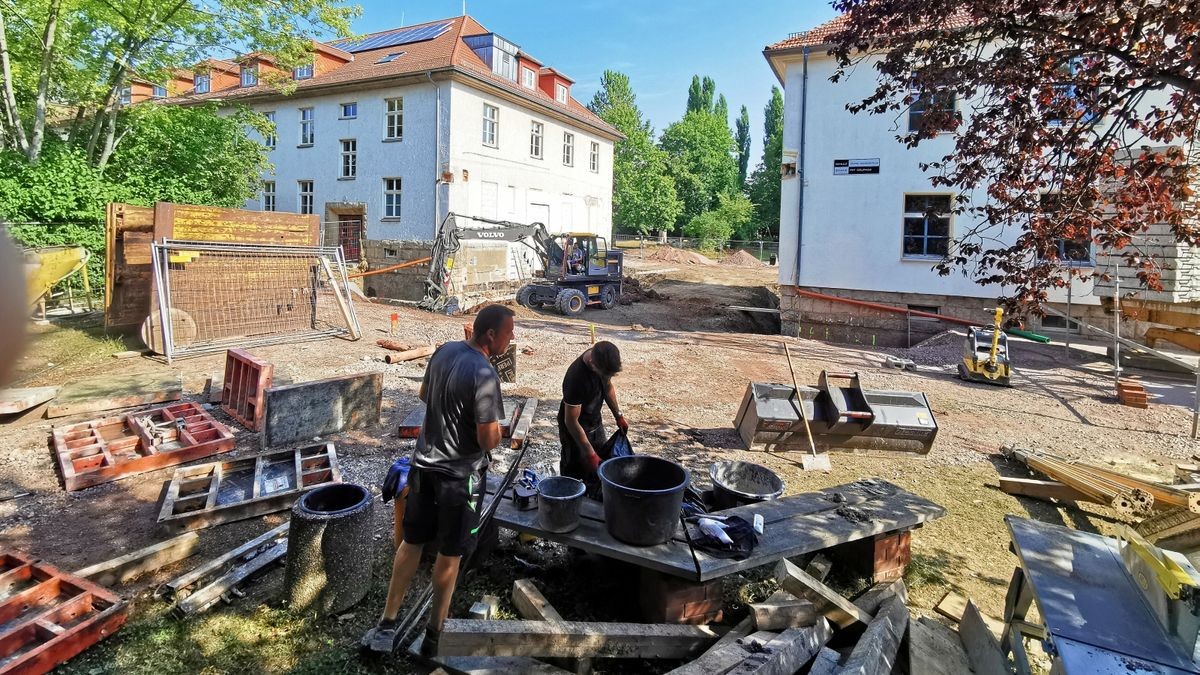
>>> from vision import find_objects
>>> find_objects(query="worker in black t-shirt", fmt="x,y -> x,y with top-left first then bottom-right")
557,341 -> 627,484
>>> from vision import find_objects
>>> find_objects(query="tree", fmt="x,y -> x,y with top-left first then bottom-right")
747,86 -> 784,235
826,0 -> 1200,308
660,110 -> 739,227
684,192 -> 753,247
714,94 -> 729,125
700,76 -> 716,114
686,75 -> 704,113
589,70 -> 682,236
735,105 -> 751,188
0,0 -> 355,166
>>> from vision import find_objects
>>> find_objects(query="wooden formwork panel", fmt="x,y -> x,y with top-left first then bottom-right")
220,350 -> 274,431
157,444 -> 341,532
51,402 -> 236,491
0,551 -> 127,675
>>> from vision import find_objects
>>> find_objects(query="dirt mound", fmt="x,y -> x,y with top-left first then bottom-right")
898,330 -> 966,366
646,245 -> 716,266
619,275 -> 666,305
720,249 -> 767,268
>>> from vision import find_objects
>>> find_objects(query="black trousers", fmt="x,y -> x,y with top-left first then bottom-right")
558,418 -> 606,482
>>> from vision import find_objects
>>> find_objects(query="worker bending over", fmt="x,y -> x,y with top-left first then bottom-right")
558,341 -> 627,485
365,304 -> 515,657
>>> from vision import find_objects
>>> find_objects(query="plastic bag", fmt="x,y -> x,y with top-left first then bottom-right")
599,429 -> 634,460
381,457 -> 411,503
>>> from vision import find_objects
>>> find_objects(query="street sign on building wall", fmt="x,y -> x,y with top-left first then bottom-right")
833,158 -> 880,175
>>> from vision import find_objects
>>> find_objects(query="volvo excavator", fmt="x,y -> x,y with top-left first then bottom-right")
420,213 -> 624,316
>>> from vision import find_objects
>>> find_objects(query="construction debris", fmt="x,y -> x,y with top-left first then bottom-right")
750,589 -> 817,630
262,373 -> 381,447
960,600 -> 1007,675
376,338 -> 414,352
385,345 -> 435,364
47,371 -> 182,418
1117,377 -> 1149,408
998,476 -> 1091,503
158,522 -> 289,600
907,615 -> 972,675
776,559 -> 873,629
437,619 -> 720,659
0,386 -> 58,415
838,593 -> 907,675
221,349 -> 273,430
175,539 -> 288,616
619,275 -> 665,305
74,531 -> 200,586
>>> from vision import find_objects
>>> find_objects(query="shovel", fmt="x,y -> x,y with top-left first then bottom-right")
783,341 -> 832,472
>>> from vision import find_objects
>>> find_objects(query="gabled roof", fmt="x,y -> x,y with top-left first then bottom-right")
765,11 -> 975,52
172,15 -> 620,140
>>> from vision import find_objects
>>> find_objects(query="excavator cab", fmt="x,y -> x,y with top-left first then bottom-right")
521,232 -> 624,316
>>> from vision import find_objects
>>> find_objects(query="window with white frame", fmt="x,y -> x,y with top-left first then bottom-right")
152,84 -> 167,98
908,82 -> 957,133
298,180 -> 314,215
562,132 -> 574,166
556,83 -> 568,104
482,104 -> 498,147
119,86 -> 131,105
1038,193 -> 1093,264
902,194 -> 952,258
262,181 -> 276,212
383,178 -> 402,218
299,107 -> 314,146
340,102 -> 357,119
589,141 -> 599,173
498,52 -> 517,81
240,65 -> 257,88
293,63 -> 313,80
530,121 -> 543,159
194,73 -> 210,94
263,111 -> 276,148
340,139 -> 357,179
385,98 -> 403,140
521,67 -> 536,89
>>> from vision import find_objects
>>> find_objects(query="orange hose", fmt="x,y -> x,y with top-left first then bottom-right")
348,257 -> 432,279
793,288 -> 978,327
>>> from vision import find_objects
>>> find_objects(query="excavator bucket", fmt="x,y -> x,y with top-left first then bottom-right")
23,246 -> 89,309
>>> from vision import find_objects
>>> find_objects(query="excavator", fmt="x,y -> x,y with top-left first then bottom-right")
959,307 -> 1013,386
421,213 -> 624,316
23,245 -> 91,317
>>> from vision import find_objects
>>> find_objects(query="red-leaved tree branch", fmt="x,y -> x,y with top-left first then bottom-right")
826,0 -> 1200,311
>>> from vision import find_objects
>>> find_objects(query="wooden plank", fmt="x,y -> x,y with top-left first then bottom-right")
960,600 -> 1008,675
804,553 -> 832,582
750,590 -> 817,631
775,558 -> 872,628
853,579 -> 908,615
728,620 -> 832,675
935,590 -> 1004,640
74,532 -> 200,586
48,372 -> 182,418
410,635 -> 573,675
174,540 -> 287,615
664,617 -> 753,675
158,522 -> 289,598
998,477 -> 1094,503
318,256 -> 360,340
469,595 -> 499,621
0,387 -> 58,414
509,398 -> 539,449
838,595 -> 908,675
807,647 -> 841,675
385,345 -> 436,363
512,579 -> 564,622
438,619 -> 719,659
908,615 -> 972,675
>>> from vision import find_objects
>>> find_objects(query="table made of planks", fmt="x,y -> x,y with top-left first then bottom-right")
486,476 -> 945,582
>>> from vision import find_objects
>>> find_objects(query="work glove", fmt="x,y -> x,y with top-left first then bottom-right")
587,451 -> 602,472
616,415 -> 629,433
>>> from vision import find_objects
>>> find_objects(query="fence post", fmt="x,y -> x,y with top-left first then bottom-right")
759,240 -> 764,260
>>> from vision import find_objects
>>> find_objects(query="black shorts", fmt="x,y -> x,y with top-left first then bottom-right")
401,465 -> 487,556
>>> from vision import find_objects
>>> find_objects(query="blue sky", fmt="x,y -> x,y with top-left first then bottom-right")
344,0 -> 838,161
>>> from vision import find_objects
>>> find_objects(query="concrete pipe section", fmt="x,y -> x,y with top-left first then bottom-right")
284,482 -> 374,616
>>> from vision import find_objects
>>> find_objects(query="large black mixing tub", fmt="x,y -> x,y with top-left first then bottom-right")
598,455 -> 690,546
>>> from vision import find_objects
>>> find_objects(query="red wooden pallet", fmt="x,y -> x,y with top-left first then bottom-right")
0,551 -> 127,675
220,349 -> 273,431
51,401 -> 236,491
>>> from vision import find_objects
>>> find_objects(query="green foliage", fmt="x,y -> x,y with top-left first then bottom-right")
589,70 -> 682,236
735,105 -> 751,188
747,86 -> 785,236
684,192 -> 753,247
714,94 -> 728,124
660,110 -> 738,228
686,75 -> 704,114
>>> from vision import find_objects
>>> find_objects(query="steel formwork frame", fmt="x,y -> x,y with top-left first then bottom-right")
150,240 -> 361,362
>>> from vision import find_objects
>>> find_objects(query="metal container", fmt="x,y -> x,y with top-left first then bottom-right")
599,456 -> 690,546
709,460 -> 785,510
537,476 -> 586,533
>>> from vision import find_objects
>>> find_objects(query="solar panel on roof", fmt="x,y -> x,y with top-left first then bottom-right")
334,21 -> 452,53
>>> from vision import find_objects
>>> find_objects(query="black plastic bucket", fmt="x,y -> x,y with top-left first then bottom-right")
537,476 -> 586,533
284,483 -> 374,616
709,460 -> 785,510
599,455 -> 690,546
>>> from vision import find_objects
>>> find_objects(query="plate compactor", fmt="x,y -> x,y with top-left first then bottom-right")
959,307 -> 1013,387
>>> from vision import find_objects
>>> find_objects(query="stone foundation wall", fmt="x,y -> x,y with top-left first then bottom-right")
359,239 -> 532,304
359,240 -> 432,301
778,285 -> 1113,347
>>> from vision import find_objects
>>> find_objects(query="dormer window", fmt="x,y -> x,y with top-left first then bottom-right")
376,52 -> 405,64
521,67 -> 536,89
240,65 -> 258,88
152,84 -> 167,98
498,52 -> 516,81
194,73 -> 210,94
293,63 -> 314,80
555,83 -> 568,104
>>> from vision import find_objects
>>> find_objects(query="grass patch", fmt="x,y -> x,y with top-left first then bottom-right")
12,317 -> 138,387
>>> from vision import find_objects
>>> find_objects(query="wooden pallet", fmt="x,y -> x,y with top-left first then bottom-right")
0,551 -> 128,675
157,444 -> 341,532
220,349 -> 273,431
51,401 -> 236,491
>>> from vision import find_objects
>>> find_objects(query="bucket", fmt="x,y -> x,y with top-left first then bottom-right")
284,482 -> 374,616
599,455 -> 690,546
709,461 -> 785,510
537,476 -> 586,533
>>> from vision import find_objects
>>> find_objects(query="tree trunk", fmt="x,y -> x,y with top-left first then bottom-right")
0,10 -> 29,154
26,0 -> 62,163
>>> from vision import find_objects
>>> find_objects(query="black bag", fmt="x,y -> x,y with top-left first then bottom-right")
599,429 -> 633,460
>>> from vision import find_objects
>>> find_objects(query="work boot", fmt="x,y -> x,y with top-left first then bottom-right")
362,618 -> 400,653
419,626 -> 441,659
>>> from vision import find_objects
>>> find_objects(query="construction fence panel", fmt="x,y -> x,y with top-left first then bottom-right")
151,240 -> 361,361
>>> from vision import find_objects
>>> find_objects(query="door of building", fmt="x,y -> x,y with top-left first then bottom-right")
338,213 -> 363,262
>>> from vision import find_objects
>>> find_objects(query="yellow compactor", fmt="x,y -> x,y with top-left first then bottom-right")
959,307 -> 1013,386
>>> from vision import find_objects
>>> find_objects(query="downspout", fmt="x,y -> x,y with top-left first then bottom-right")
427,71 -> 442,234
795,46 -> 809,287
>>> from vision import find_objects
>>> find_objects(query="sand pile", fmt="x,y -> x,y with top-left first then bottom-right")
646,245 -> 716,266
720,249 -> 767,268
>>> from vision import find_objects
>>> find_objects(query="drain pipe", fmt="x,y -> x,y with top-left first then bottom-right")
427,71 -> 443,233
794,47 -> 809,287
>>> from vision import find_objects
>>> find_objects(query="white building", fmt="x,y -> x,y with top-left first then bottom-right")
174,15 -> 620,300
763,18 -> 1196,345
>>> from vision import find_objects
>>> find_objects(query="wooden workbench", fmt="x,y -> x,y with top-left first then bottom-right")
487,476 -> 945,582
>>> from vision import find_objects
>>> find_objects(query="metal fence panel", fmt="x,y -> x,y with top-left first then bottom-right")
150,240 -> 362,361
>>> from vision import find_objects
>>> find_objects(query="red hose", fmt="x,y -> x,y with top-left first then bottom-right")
793,288 -> 978,328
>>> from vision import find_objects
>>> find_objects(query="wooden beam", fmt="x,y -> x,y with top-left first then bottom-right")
386,346 -> 436,363
512,579 -> 564,621
804,553 -> 832,582
174,540 -> 287,616
728,620 -> 832,675
853,579 -> 908,615
775,558 -> 872,628
318,256 -> 360,340
410,635 -> 574,675
935,590 -> 1004,640
0,386 -> 58,414
838,595 -> 908,675
438,619 -> 719,659
157,522 -> 289,598
74,532 -> 200,587
908,615 -> 971,675
509,398 -> 539,449
807,647 -> 841,675
469,595 -> 500,621
750,590 -> 817,631
663,617 -> 753,675
998,477 -> 1094,503
960,600 -> 1009,675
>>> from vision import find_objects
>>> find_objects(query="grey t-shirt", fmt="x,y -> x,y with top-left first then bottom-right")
414,341 -> 504,478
